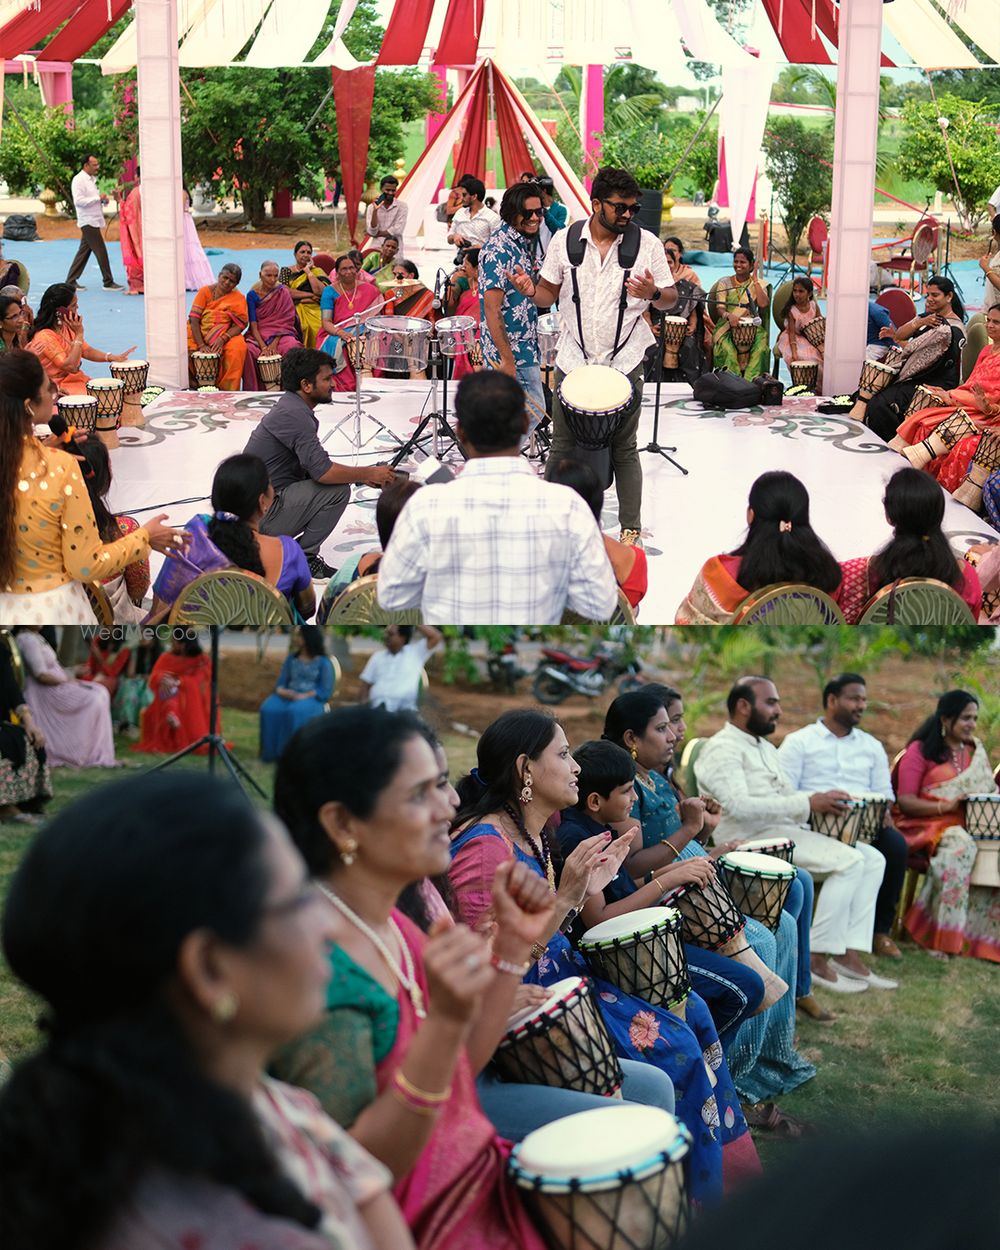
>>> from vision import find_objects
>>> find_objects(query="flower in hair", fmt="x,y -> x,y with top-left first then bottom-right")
214,510 -> 240,523
470,766 -> 488,790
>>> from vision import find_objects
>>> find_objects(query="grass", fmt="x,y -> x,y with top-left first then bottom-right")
2,710 -> 997,1167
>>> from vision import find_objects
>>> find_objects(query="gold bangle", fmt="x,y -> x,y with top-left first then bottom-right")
661,838 -> 681,859
393,1070 -> 450,1106
389,1085 -> 441,1117
529,941 -> 547,963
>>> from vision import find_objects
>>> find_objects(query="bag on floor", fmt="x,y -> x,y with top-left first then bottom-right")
692,369 -> 762,409
753,373 -> 785,406
3,214 -> 39,242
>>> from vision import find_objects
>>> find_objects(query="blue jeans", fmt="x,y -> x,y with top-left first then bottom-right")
783,869 -> 814,998
685,943 -> 765,1050
515,362 -> 546,434
477,1058 -> 675,1141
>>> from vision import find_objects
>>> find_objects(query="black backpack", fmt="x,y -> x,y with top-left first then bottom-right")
564,219 -> 642,363
692,369 -> 762,409
3,214 -> 39,242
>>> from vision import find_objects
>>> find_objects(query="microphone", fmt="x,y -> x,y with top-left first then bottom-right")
432,268 -> 442,311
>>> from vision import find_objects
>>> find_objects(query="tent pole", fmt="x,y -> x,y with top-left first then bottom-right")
486,59 -> 499,186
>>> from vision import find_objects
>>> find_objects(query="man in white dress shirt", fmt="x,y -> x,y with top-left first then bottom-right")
778,673 -> 908,960
359,625 -> 443,712
65,155 -> 123,291
695,677 -> 896,995
447,176 -> 501,251
377,370 -> 617,625
523,167 -> 675,546
365,176 -> 408,251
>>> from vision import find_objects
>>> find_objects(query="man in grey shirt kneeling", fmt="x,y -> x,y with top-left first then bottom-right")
244,348 -> 395,580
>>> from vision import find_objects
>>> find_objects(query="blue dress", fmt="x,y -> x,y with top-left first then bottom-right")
259,654 -> 334,762
450,823 -> 759,1207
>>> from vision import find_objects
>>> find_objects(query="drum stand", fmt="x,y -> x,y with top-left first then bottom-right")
329,306 -> 404,459
641,321 -> 689,476
390,339 -> 466,469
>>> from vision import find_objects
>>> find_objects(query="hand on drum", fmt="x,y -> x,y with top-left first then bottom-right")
362,465 -> 397,489
809,789 -> 852,815
422,917 -> 495,1025
586,828 -> 637,896
624,268 -> 658,302
660,857 -> 716,890
558,831 -> 615,910
110,346 -> 137,363
145,514 -> 190,557
491,860 -> 557,956
707,839 -> 743,860
507,984 -> 550,1027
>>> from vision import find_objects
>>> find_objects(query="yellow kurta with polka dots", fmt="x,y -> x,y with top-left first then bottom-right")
6,439 -> 150,595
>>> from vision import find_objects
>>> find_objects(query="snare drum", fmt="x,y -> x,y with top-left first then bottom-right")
661,316 -> 688,369
435,315 -> 477,359
810,801 -> 864,847
858,358 -> 899,401
538,312 -> 560,368
509,1105 -> 691,1250
256,353 -> 282,391
850,793 -> 889,846
719,851 -> 796,933
789,360 -> 819,392
494,976 -> 624,1097
56,394 -> 98,435
801,316 -> 826,349
86,378 -> 125,449
737,836 -> 795,863
192,351 -> 220,388
558,364 -> 634,450
902,408 -> 978,470
579,908 -> 690,1017
967,795 -> 1000,888
366,315 -> 432,372
109,359 -> 149,428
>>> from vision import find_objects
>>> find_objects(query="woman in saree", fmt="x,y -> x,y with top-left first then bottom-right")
980,214 -> 1000,315
0,641 -> 51,824
894,690 -> 1000,963
282,240 -> 329,349
775,276 -> 823,388
449,708 -> 751,1205
838,467 -> 981,624
860,277 -> 967,438
27,283 -> 135,396
243,261 -> 302,391
187,263 -> 248,391
450,249 -> 482,381
318,255 -> 382,393
0,293 -> 29,354
271,704 -> 562,1250
601,691 -> 817,1124
675,471 -> 844,624
705,247 -> 770,379
133,630 -> 214,755
119,180 -> 143,295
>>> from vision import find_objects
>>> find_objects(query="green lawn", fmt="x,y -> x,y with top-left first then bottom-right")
2,715 -> 997,1165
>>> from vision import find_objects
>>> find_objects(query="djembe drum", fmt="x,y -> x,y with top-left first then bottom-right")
736,835 -> 796,863
256,354 -> 282,391
810,800 -> 864,847
109,359 -> 149,428
662,874 -> 788,1011
718,851 -> 797,934
661,316 -> 688,369
579,908 -> 691,1020
56,395 -> 98,435
192,351 -> 220,388
789,361 -> 819,392
903,384 -> 940,421
494,976 -> 624,1097
730,318 -> 758,373
901,409 -> 979,470
953,431 -> 1000,512
857,358 -> 899,402
558,364 -> 635,490
850,794 -> 889,846
967,794 -> 1000,887
509,1105 -> 691,1250
86,378 -> 125,449
801,316 -> 826,349
883,346 -> 905,370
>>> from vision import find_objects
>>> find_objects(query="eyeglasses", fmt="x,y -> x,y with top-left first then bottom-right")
521,207 -> 545,219
603,200 -> 639,217
392,271 -> 408,280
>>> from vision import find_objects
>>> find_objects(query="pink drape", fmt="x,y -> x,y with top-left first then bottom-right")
435,0 -> 482,66
0,0 -> 80,58
453,73 -> 489,186
377,0 -> 436,65
494,74 -> 535,189
43,0 -> 131,61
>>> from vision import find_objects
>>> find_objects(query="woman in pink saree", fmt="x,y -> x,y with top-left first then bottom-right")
450,249 -> 482,382
119,182 -> 144,295
243,261 -> 302,390
271,706 -> 556,1250
318,255 -> 383,392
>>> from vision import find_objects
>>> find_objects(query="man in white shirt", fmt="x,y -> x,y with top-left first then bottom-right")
377,370 -> 618,625
359,625 -> 443,712
448,176 -> 501,251
65,155 -> 123,291
365,176 -> 408,251
778,673 -> 908,961
522,167 -> 674,546
694,677 -> 895,996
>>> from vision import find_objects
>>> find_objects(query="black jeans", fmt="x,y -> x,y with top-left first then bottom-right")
871,822 -> 908,935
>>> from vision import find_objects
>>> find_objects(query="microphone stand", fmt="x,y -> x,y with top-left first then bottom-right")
328,293 -> 403,459
640,297 -> 690,476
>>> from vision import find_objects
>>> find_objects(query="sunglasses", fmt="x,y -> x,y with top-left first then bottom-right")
602,200 -> 639,217
521,207 -> 545,219
392,271 -> 408,279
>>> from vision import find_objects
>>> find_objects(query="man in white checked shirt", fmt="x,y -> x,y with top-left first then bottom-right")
377,372 -> 618,625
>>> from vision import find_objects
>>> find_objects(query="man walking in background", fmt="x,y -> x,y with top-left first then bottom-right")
65,155 -> 123,292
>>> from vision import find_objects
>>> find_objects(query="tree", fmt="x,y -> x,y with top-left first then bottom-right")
0,106 -> 113,207
761,116 -> 833,259
896,94 -> 998,231
599,113 -> 718,196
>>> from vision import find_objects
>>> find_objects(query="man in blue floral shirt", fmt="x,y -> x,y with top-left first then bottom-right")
478,183 -> 546,430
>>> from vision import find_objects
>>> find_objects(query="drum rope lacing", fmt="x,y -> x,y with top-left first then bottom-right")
317,883 -> 426,1019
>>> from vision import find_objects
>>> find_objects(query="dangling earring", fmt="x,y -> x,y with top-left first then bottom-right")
340,837 -> 358,867
212,990 -> 239,1023
519,772 -> 533,805
630,747 -> 638,761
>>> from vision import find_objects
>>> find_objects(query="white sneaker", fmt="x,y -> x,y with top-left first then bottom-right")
832,960 -> 898,991
812,968 -> 869,994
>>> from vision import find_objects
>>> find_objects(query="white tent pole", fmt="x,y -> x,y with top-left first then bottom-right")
135,0 -> 187,388
824,0 -> 884,396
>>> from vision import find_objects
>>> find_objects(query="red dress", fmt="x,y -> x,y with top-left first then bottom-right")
133,652 -> 214,754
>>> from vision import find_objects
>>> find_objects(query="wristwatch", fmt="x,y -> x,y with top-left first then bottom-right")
559,906 -> 580,934
650,288 -> 661,303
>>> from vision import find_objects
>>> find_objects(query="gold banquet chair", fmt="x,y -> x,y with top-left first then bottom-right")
84,581 -> 115,626
856,578 -> 976,626
322,575 -> 423,625
733,584 -> 846,625
168,569 -> 293,627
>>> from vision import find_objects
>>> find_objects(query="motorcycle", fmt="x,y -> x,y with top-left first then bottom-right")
531,641 -> 644,705
486,637 -> 526,693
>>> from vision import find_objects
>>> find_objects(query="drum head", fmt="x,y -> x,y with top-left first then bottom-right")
580,907 -> 680,946
560,364 -> 632,415
505,976 -> 584,1032
720,850 -> 796,879
368,315 -> 432,334
435,316 -> 476,334
513,1105 -> 688,1190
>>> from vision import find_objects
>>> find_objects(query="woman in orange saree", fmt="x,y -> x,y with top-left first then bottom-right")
119,183 -> 144,295
133,632 -> 215,755
27,283 -> 134,396
893,690 -> 1000,962
187,263 -> 248,390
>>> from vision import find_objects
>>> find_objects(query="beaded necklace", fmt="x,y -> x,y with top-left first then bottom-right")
502,802 -> 556,890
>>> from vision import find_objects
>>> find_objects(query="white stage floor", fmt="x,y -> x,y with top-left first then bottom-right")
107,382 -> 999,623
